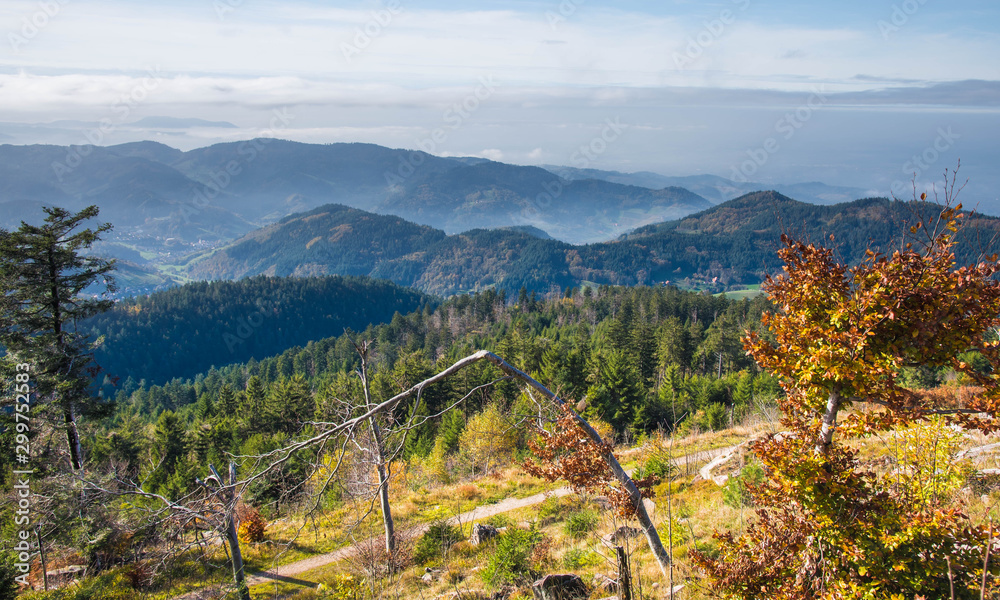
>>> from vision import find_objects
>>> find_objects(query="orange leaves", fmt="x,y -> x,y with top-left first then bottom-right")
522,406 -> 654,519
746,202 -> 1000,436
700,187 -> 1000,598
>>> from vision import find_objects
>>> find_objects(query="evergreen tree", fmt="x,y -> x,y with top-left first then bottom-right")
195,393 -> 215,421
239,376 -> 267,434
266,374 -> 313,434
584,349 -> 645,434
0,205 -> 116,470
216,383 -> 238,415
147,410 -> 186,496
629,320 -> 657,384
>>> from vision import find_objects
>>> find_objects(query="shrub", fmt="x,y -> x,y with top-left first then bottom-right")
643,450 -> 678,480
484,513 -> 512,529
536,496 -> 563,521
722,461 -> 765,508
237,506 -> 267,544
413,521 -> 462,565
563,547 -> 601,569
460,404 -> 518,476
482,527 -> 540,587
694,402 -> 728,431
563,509 -> 599,538
456,483 -> 480,500
886,416 -> 972,504
351,533 -> 413,578
323,573 -> 361,600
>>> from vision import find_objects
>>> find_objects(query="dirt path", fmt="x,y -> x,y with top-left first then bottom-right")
175,444 -> 737,598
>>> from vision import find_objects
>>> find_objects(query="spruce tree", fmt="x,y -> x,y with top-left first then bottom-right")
0,205 -> 116,471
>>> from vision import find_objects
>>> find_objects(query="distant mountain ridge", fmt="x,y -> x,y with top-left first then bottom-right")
184,191 -> 1000,296
0,139 -> 711,251
542,165 -> 873,205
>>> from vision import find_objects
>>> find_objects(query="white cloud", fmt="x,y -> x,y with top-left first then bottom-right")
478,148 -> 504,161
2,2 -> 997,94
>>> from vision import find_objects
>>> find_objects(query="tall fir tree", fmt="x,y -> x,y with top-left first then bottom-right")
0,205 -> 116,470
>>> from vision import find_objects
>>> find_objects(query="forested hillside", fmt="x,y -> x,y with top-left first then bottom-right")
182,193 -> 1000,295
84,275 -> 432,387
104,284 -> 777,498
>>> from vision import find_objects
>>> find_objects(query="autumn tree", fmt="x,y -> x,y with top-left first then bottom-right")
695,181 -> 1000,597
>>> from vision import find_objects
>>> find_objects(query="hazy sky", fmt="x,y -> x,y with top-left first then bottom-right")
1,0 -> 998,208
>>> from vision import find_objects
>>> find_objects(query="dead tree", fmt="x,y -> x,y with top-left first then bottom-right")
202,463 -> 249,600
86,349 -> 671,583
83,461 -> 251,600
251,350 -> 672,577
355,340 -> 396,557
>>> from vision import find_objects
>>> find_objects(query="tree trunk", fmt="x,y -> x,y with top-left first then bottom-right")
369,417 -> 395,555
357,343 -> 396,556
816,390 -> 841,455
617,546 -> 633,600
64,402 -> 83,471
212,463 -> 249,600
226,512 -> 250,600
36,527 -> 48,592
479,351 -> 673,577
224,510 -> 250,600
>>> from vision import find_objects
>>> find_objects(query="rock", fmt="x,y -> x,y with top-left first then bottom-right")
592,573 -> 618,592
48,565 -> 86,589
489,587 -> 514,600
470,523 -> 499,545
602,526 -> 641,545
531,574 -> 589,600
594,496 -> 613,512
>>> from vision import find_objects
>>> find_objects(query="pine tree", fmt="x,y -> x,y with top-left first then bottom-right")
239,376 -> 267,434
216,383 -> 238,416
147,410 -> 187,495
0,205 -> 116,470
585,349 -> 644,434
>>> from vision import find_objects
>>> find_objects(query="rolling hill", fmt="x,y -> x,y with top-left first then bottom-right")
183,192 -> 1000,296
84,274 -> 432,386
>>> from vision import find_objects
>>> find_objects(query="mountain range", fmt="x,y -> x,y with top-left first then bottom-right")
183,192 -> 1000,296
0,139 -> 716,249
3,138 -> 983,297
0,139 -> 872,252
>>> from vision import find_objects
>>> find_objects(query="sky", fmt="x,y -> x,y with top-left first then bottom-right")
1,0 -> 999,209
